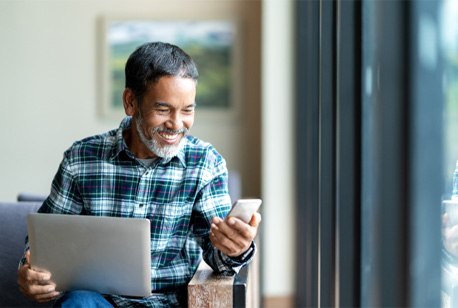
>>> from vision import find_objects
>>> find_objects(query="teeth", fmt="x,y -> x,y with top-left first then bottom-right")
159,132 -> 178,140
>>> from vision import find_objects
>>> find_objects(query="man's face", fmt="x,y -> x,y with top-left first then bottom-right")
130,76 -> 196,159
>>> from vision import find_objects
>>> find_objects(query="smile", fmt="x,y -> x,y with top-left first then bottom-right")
157,131 -> 181,143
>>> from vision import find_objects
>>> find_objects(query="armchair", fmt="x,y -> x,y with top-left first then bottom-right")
1,174 -> 258,307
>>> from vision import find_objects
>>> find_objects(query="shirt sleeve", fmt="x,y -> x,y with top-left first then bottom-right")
191,161 -> 257,275
38,151 -> 84,214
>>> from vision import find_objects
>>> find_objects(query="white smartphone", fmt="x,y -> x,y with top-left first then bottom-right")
226,199 -> 262,223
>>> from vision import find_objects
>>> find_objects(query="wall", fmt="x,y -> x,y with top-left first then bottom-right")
0,0 -> 261,201
262,0 -> 295,302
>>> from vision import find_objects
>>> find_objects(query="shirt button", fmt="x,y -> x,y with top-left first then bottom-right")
139,203 -> 144,208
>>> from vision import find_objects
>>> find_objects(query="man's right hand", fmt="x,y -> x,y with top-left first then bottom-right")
17,251 -> 60,303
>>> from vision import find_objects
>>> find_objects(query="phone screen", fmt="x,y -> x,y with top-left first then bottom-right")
227,199 -> 262,223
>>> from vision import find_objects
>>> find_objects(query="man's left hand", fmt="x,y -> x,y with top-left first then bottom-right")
210,213 -> 261,258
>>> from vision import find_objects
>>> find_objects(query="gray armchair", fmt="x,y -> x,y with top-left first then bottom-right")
3,171 -> 258,307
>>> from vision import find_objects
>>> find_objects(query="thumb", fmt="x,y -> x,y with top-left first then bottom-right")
25,250 -> 31,265
249,212 -> 262,227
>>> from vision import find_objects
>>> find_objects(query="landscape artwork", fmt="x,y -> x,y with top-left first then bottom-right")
103,20 -> 237,116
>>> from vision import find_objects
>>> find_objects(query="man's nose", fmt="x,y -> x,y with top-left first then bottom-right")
165,112 -> 182,130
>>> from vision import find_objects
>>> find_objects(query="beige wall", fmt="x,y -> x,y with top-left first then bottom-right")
0,0 -> 261,200
262,0 -> 295,299
0,0 -> 295,301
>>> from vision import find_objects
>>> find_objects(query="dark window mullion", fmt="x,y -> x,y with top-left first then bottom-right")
295,0 -> 321,307
318,0 -> 337,306
335,0 -> 361,306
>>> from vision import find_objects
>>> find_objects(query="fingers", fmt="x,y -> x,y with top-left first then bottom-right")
19,264 -> 52,283
19,281 -> 59,302
210,213 -> 261,257
210,225 -> 246,256
18,278 -> 60,303
18,257 -> 59,303
227,217 -> 257,240
35,291 -> 61,303
18,280 -> 60,303
212,217 -> 253,245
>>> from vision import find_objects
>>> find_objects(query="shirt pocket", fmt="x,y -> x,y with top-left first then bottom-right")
148,201 -> 193,268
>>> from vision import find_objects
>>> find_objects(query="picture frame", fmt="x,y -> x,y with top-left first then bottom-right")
98,17 -> 243,122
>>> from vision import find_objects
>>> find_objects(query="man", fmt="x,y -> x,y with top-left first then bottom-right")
17,42 -> 261,307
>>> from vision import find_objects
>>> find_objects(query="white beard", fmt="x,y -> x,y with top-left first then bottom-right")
135,116 -> 188,159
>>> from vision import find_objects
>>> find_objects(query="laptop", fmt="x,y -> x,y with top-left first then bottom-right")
27,213 -> 152,297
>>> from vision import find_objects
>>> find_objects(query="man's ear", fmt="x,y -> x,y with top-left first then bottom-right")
123,88 -> 137,116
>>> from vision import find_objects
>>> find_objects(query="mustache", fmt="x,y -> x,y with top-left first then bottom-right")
151,127 -> 189,135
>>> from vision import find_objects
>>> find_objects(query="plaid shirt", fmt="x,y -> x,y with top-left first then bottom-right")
26,117 -> 255,307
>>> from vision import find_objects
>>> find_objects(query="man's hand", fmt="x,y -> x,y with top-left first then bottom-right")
17,251 -> 60,303
210,213 -> 261,258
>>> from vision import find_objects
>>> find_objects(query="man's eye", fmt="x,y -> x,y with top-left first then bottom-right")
156,109 -> 169,113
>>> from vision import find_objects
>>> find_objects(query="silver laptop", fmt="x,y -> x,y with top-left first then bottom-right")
27,213 -> 152,297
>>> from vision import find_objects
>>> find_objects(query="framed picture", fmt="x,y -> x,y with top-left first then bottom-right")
98,18 -> 242,121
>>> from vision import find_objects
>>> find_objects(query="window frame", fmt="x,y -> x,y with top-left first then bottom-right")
295,0 -> 361,306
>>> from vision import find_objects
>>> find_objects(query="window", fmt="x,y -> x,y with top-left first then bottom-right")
296,0 -> 444,306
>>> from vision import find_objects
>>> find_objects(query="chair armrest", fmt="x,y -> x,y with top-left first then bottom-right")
17,193 -> 46,202
188,261 -> 251,308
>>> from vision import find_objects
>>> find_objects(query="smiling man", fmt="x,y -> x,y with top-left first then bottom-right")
17,42 -> 261,307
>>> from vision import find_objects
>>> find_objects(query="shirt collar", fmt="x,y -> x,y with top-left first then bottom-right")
110,116 -> 187,168
109,116 -> 131,161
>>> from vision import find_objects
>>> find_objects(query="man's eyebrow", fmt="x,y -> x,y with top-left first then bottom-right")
153,102 -> 171,108
153,102 -> 196,109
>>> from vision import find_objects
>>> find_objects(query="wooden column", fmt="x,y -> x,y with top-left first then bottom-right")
188,262 -> 234,308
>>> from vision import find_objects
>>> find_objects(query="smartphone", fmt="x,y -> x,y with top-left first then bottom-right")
226,199 -> 262,223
